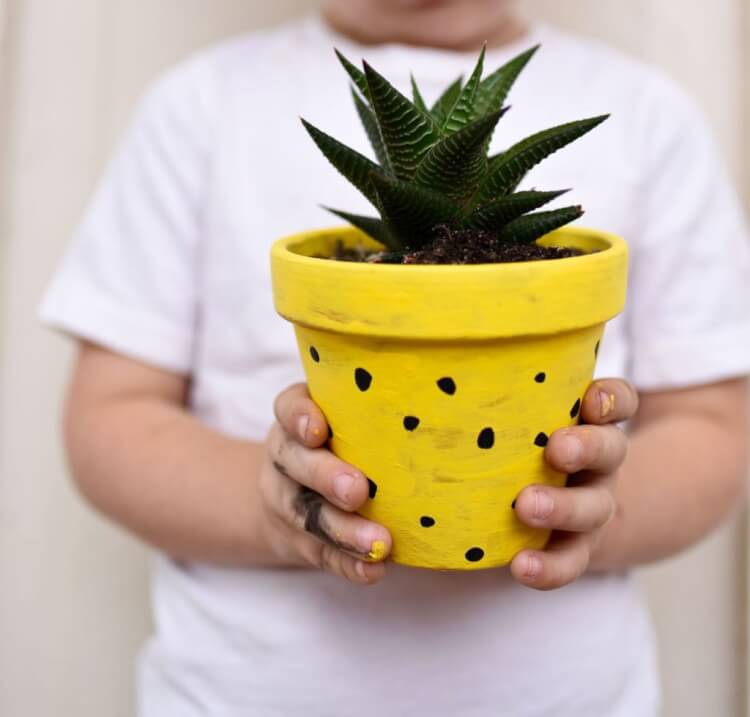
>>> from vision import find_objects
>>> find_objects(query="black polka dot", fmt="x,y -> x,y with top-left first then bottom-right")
420,516 -> 436,528
570,398 -> 581,419
355,368 -> 372,392
477,427 -> 495,449
534,432 -> 549,447
595,340 -> 600,357
367,479 -> 378,499
465,547 -> 485,563
437,377 -> 456,395
535,372 -> 546,383
327,424 -> 334,440
403,416 -> 420,431
309,346 -> 320,363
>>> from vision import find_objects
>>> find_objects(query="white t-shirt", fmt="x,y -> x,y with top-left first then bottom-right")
41,15 -> 750,717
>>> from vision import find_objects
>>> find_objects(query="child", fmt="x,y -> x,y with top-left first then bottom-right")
41,1 -> 750,714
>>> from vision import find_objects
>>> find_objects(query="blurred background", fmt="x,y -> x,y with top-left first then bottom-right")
0,1 -> 748,715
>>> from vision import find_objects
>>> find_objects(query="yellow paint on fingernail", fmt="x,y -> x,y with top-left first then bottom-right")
609,393 -> 616,411
600,391 -> 612,418
367,540 -> 387,561
312,426 -> 322,437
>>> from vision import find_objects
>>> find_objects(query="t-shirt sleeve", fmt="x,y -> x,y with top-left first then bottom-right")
626,75 -> 750,390
39,59 -> 214,374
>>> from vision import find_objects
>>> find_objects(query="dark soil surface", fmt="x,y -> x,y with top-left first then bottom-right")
400,225 -> 583,265
323,226 -> 582,265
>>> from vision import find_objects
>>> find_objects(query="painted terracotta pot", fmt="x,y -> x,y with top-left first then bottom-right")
271,226 -> 628,570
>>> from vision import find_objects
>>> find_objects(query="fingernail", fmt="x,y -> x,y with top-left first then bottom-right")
533,489 -> 554,519
355,561 -> 367,579
599,391 -> 613,419
333,473 -> 356,503
524,555 -> 542,578
562,435 -> 582,468
367,540 -> 387,562
356,524 -> 384,556
298,414 -> 310,442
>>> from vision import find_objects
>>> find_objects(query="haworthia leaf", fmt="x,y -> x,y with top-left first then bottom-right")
487,150 -> 505,173
473,45 -> 539,117
414,108 -> 508,202
411,74 -> 428,114
475,115 -> 609,204
323,206 -> 399,250
370,172 -> 462,249
335,49 -> 370,101
363,61 -> 440,180
301,119 -> 383,206
351,87 -> 392,172
499,206 -> 584,244
463,189 -> 570,230
443,45 -> 486,134
430,75 -> 463,125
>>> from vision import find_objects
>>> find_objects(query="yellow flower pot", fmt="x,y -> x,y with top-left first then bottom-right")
271,226 -> 628,570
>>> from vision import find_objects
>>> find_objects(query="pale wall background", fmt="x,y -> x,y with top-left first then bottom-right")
0,2 -> 748,716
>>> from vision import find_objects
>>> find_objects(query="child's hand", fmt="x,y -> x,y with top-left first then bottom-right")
510,378 -> 638,590
260,383 -> 392,584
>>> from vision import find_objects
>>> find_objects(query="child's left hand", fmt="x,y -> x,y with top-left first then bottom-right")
510,378 -> 638,590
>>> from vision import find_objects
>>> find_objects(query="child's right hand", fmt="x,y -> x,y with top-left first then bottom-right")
259,383 -> 392,584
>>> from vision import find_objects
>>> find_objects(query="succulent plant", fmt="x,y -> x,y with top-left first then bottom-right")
301,45 -> 608,259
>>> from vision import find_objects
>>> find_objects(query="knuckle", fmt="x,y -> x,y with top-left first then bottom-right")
570,427 -> 600,468
567,496 -> 584,529
274,383 -> 309,426
553,491 -> 577,528
613,426 -> 629,460
308,541 -> 327,571
305,451 -> 331,495
602,425 -> 627,467
341,557 -> 363,584
318,544 -> 341,576
273,385 -> 295,419
622,380 -> 640,412
576,542 -> 592,578
599,491 -> 616,526
267,422 -> 284,451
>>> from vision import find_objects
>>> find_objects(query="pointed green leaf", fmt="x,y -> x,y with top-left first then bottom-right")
301,119 -> 383,206
335,49 -> 370,100
323,206 -> 399,250
463,189 -> 570,230
411,74 -> 428,114
415,108 -> 508,202
487,150 -> 505,173
351,87 -> 392,172
370,172 -> 461,249
443,45 -> 486,134
500,206 -> 584,244
430,75 -> 463,125
363,61 -> 440,179
474,45 -> 539,116
475,115 -> 609,204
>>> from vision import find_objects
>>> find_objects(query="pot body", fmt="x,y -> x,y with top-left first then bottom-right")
272,227 -> 627,570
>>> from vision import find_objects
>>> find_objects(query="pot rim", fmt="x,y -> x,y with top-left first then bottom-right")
271,225 -> 628,339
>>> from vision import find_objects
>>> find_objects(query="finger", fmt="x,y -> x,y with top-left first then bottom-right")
512,482 -> 615,533
510,533 -> 592,590
544,424 -> 627,475
300,540 -> 387,585
580,378 -> 639,425
273,383 -> 330,448
279,481 -> 391,565
268,424 -> 370,510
